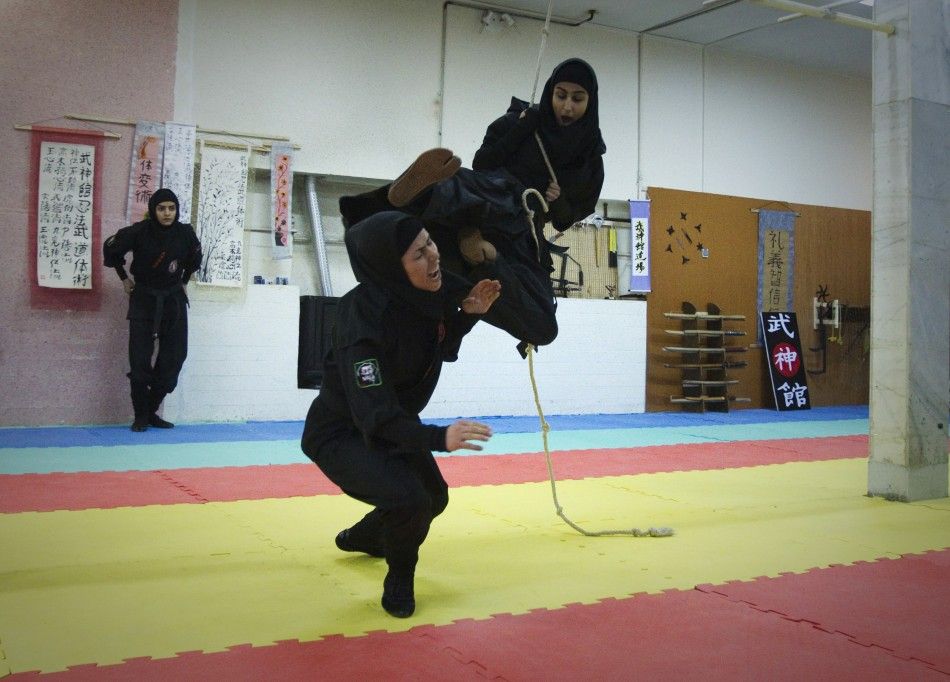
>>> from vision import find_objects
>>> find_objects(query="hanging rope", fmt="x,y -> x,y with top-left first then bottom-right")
526,344 -> 673,538
521,187 -> 547,259
527,1 -> 560,189
528,1 -> 554,106
521,0 -> 673,539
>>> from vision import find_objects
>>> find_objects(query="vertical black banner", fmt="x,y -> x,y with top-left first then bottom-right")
760,312 -> 811,411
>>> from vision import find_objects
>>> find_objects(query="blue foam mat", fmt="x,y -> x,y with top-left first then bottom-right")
0,406 -> 868,450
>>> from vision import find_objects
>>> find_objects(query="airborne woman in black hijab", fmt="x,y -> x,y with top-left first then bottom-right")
301,211 -> 500,618
338,58 -> 606,354
103,188 -> 202,432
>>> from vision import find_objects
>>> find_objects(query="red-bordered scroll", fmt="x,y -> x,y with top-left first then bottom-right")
29,127 -> 106,311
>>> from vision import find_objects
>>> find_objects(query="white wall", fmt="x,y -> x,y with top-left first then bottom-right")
169,0 -> 872,422
428,298 -> 647,418
163,285 -> 645,423
163,284 -> 316,423
441,5 -> 639,201
176,1 -> 871,209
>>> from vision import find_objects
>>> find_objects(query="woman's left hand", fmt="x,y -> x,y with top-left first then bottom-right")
461,278 -> 501,314
445,419 -> 493,452
545,181 -> 561,203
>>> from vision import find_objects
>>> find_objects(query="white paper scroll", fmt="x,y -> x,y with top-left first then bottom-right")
195,142 -> 248,287
161,122 -> 197,222
270,142 -> 294,260
36,142 -> 95,289
125,121 -> 164,224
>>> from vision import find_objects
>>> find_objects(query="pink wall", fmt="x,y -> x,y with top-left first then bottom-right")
0,0 -> 179,425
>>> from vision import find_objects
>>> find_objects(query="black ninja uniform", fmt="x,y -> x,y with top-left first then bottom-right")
301,211 -> 481,618
338,58 -> 605,352
103,188 -> 202,429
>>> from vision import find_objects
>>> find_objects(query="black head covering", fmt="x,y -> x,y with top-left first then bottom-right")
344,211 -> 446,321
537,58 -> 606,168
148,188 -> 180,225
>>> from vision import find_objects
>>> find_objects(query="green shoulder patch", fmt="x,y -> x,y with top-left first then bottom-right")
353,358 -> 382,388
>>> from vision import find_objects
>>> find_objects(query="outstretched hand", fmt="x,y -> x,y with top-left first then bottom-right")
445,419 -> 493,452
461,278 -> 501,315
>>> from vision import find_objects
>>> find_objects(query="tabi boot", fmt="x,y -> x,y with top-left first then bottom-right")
148,413 -> 174,429
381,568 -> 415,618
130,417 -> 149,432
335,528 -> 385,558
148,390 -> 174,428
458,227 -> 497,266
387,148 -> 460,208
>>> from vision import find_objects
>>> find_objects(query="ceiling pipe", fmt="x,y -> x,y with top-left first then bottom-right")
443,1 -> 596,28
747,0 -> 895,34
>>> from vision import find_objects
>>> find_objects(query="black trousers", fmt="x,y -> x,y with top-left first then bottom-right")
306,432 -> 449,575
127,295 -> 188,418
339,170 -> 558,347
424,168 -> 558,347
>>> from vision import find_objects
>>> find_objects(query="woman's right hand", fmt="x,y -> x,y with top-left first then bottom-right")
445,419 -> 493,452
122,278 -> 135,295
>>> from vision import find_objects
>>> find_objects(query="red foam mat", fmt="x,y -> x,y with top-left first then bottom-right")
696,549 -> 950,670
0,436 -> 868,513
9,551 -> 946,680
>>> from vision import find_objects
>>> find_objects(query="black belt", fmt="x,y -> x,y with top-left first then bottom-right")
140,282 -> 184,338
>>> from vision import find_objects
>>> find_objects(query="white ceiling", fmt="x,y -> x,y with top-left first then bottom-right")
466,0 -> 875,78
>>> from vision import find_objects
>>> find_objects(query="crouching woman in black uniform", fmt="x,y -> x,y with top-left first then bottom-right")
301,211 -> 500,618
103,188 -> 202,431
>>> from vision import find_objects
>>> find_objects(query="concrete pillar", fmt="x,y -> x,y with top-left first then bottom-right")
868,0 -> 949,501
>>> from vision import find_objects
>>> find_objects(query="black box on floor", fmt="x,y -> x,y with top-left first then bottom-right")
298,295 -> 339,389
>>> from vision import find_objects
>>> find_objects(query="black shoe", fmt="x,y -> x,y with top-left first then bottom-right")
148,413 -> 174,429
130,418 -> 148,432
339,185 -> 394,229
334,529 -> 385,558
381,569 -> 415,618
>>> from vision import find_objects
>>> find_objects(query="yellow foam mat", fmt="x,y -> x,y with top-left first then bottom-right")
1,458 -> 948,673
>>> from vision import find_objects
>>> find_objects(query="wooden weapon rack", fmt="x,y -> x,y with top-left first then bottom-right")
663,301 -> 751,412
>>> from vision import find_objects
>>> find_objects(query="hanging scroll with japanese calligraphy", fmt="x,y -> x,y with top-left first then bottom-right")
757,209 -> 796,314
270,142 -> 294,260
760,311 -> 810,411
194,141 -> 248,287
628,199 -> 651,293
29,127 -> 105,311
161,122 -> 196,222
125,121 -> 164,224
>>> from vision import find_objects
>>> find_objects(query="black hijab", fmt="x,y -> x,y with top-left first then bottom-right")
344,211 -> 448,323
536,58 -> 606,169
147,188 -> 181,226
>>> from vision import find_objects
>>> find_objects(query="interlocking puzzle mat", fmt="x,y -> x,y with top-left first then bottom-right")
1,407 -> 948,679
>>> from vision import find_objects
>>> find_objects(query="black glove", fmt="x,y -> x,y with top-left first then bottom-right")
517,106 -> 540,132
